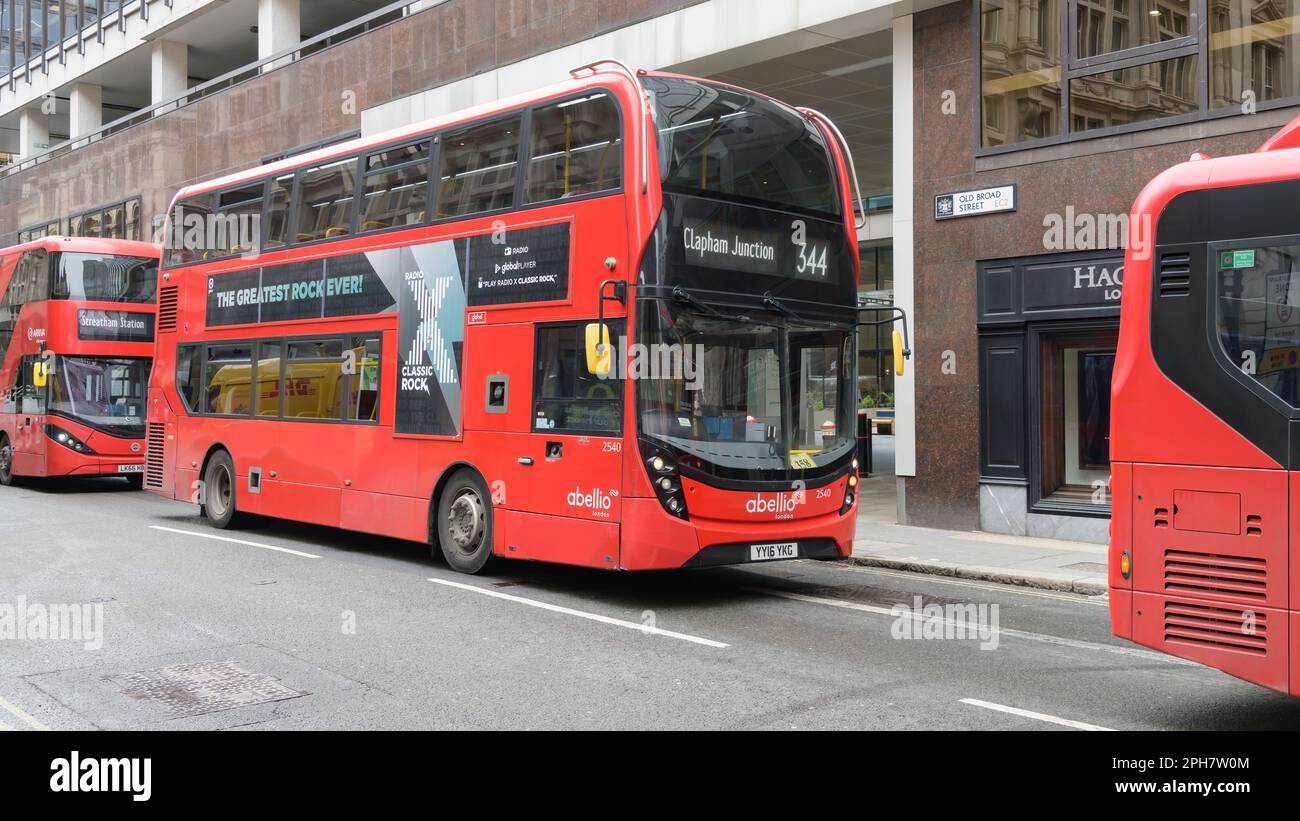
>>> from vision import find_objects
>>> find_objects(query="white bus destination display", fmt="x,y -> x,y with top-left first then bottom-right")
76,310 -> 155,342
666,196 -> 848,288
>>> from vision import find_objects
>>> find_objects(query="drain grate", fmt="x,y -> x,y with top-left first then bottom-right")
106,661 -> 306,719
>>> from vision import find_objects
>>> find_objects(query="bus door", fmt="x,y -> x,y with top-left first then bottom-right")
502,319 -> 626,567
11,355 -> 47,473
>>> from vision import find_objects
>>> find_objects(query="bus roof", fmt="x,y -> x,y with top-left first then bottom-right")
170,67 -> 648,204
0,235 -> 161,258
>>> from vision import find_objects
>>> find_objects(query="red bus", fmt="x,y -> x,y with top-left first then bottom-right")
1110,117 -> 1300,695
145,61 -> 903,573
0,237 -> 160,487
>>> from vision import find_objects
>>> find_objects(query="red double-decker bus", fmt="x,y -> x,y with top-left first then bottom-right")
146,61 -> 903,573
1110,117 -> 1300,695
0,237 -> 159,487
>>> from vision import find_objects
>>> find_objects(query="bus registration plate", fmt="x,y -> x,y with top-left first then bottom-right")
117,464 -> 144,474
751,542 -> 798,561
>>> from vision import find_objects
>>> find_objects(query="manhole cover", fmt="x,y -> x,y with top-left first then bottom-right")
1062,561 -> 1108,573
105,661 -> 306,719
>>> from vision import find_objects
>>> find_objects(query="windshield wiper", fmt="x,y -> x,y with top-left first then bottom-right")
762,292 -> 841,329
670,286 -> 757,324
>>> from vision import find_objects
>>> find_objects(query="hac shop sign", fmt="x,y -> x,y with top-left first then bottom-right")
934,184 -> 1016,220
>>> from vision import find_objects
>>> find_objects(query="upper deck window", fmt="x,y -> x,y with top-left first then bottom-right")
643,76 -> 840,218
436,115 -> 523,218
294,159 -> 358,243
52,253 -> 157,304
524,93 -> 623,203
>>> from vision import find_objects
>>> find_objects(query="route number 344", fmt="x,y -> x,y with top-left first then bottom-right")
792,219 -> 828,279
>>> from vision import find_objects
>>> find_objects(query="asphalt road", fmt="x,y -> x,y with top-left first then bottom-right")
1,477 -> 1298,731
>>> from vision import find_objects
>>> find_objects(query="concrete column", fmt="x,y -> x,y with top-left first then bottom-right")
150,39 -> 189,109
69,82 -> 103,138
18,108 -> 50,160
258,0 -> 301,71
891,14 -> 916,504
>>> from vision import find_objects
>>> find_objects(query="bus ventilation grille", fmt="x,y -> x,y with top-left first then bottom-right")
1157,252 -> 1191,297
144,423 -> 166,490
158,286 -> 178,332
1163,600 -> 1267,656
1164,548 -> 1266,602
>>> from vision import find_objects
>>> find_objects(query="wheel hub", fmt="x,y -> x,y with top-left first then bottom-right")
447,491 -> 485,552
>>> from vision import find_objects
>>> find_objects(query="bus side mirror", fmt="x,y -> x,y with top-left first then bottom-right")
892,330 -> 906,378
32,360 -> 49,388
585,322 -> 613,377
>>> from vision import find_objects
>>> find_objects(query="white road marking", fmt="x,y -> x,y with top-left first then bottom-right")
799,560 -> 1106,606
961,698 -> 1115,731
428,577 -> 729,648
749,587 -> 1194,665
0,694 -> 49,731
150,525 -> 322,559
0,716 -> 14,731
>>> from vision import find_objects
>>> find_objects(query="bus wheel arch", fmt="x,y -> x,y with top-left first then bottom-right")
198,444 -> 240,528
429,463 -> 495,574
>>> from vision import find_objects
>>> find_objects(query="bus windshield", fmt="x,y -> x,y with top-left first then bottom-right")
636,302 -> 855,481
52,253 -> 157,304
643,75 -> 841,217
48,356 -> 149,435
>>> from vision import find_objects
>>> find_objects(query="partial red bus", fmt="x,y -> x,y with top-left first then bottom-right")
1111,117 -> 1300,695
0,237 -> 160,487
146,61 -> 900,573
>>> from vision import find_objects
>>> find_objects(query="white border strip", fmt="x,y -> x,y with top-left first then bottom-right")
961,698 -> 1115,731
428,578 -> 729,648
150,525 -> 322,559
0,694 -> 49,731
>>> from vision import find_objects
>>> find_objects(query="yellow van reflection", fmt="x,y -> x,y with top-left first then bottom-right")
206,351 -> 379,420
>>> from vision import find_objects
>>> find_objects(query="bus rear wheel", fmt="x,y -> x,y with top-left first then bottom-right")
436,469 -> 494,574
202,450 -> 240,528
0,436 -> 14,487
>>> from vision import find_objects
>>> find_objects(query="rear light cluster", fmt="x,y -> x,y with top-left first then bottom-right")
647,452 -> 689,519
840,458 -> 860,514
43,424 -> 96,455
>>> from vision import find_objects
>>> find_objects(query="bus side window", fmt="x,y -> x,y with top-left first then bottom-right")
344,336 -> 382,423
213,182 -> 266,257
203,344 -> 254,416
533,322 -> 623,434
360,141 -> 431,233
176,345 -> 203,413
294,159 -> 358,243
285,339 -> 345,420
436,115 -> 522,218
264,174 -> 294,248
525,92 -> 623,204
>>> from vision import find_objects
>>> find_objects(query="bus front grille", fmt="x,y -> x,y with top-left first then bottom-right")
1163,600 -> 1267,656
144,423 -> 166,490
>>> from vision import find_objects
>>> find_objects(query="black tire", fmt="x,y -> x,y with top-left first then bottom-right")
201,450 -> 240,529
124,473 -> 145,490
435,469 -> 494,574
0,435 -> 15,487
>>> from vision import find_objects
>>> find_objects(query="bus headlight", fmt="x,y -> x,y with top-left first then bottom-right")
43,424 -> 96,455
645,450 -> 689,519
841,469 -> 857,515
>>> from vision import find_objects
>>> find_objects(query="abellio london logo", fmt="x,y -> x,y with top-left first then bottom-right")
745,491 -> 804,517
567,486 -> 616,518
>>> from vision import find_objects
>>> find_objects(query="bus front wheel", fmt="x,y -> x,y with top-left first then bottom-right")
202,450 -> 240,528
0,435 -> 14,487
435,469 -> 494,574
